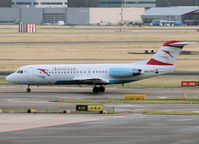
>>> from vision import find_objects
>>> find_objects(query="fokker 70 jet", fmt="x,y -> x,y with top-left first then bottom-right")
6,40 -> 193,93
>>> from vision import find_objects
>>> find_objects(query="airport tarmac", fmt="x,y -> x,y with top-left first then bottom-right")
0,114 -> 199,144
0,86 -> 199,112
0,86 -> 199,144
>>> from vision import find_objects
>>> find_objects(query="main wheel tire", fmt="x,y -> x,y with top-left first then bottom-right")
93,87 -> 99,93
99,86 -> 105,92
27,88 -> 31,93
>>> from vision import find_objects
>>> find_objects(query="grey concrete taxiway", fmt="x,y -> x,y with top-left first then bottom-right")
0,114 -> 199,144
0,86 -> 199,112
0,86 -> 199,144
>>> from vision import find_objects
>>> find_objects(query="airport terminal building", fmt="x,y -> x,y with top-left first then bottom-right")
142,7 -> 199,25
98,0 -> 156,8
11,0 -> 156,9
0,7 -> 144,25
0,0 -> 12,7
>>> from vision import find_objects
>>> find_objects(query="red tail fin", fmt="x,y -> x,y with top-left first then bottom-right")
147,41 -> 192,66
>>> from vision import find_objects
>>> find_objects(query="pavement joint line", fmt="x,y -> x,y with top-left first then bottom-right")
0,113 -> 133,133
1,135 -> 198,139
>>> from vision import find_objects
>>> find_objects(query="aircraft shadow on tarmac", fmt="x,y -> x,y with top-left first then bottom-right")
0,90 -> 134,95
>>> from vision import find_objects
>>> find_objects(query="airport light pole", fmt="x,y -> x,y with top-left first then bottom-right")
120,0 -> 124,31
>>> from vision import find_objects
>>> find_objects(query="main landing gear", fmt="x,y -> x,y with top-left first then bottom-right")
26,85 -> 31,93
93,86 -> 105,93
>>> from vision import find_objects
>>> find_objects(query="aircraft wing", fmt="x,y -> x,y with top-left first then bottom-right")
74,77 -> 109,84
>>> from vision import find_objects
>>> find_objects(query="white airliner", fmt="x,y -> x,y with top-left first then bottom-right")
6,40 -> 193,93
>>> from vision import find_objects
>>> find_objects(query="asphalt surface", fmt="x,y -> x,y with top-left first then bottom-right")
0,86 -> 199,112
0,114 -> 199,144
0,86 -> 199,144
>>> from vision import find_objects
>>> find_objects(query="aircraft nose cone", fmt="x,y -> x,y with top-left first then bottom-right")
6,74 -> 15,83
6,75 -> 11,83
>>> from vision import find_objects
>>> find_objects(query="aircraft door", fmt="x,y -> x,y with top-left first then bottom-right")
27,67 -> 34,84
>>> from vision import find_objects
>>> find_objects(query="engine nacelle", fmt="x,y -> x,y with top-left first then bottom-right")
109,68 -> 140,78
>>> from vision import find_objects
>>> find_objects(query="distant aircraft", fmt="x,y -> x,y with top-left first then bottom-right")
6,41 -> 193,93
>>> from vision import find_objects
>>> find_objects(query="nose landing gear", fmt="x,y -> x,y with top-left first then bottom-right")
93,86 -> 105,93
26,85 -> 31,93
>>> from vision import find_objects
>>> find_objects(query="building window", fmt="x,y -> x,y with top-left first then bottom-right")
41,2 -> 63,5
16,2 -> 31,5
33,2 -> 39,5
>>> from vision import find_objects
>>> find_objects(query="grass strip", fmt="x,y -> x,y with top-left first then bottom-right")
1,110 -> 121,114
55,97 -> 199,104
2,110 -> 199,115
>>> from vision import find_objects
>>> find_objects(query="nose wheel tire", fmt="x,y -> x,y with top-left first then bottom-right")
26,88 -> 31,93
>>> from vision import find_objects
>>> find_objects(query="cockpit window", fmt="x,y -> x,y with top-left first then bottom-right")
17,70 -> 23,74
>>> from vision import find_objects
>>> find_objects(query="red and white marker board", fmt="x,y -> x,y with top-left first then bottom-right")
19,24 -> 37,32
181,81 -> 197,87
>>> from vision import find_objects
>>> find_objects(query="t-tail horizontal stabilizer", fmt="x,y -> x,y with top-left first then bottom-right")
147,40 -> 195,66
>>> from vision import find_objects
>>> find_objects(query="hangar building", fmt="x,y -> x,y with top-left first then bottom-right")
0,7 -> 144,25
141,7 -> 199,25
0,0 -> 12,7
67,8 -> 145,25
156,0 -> 199,7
